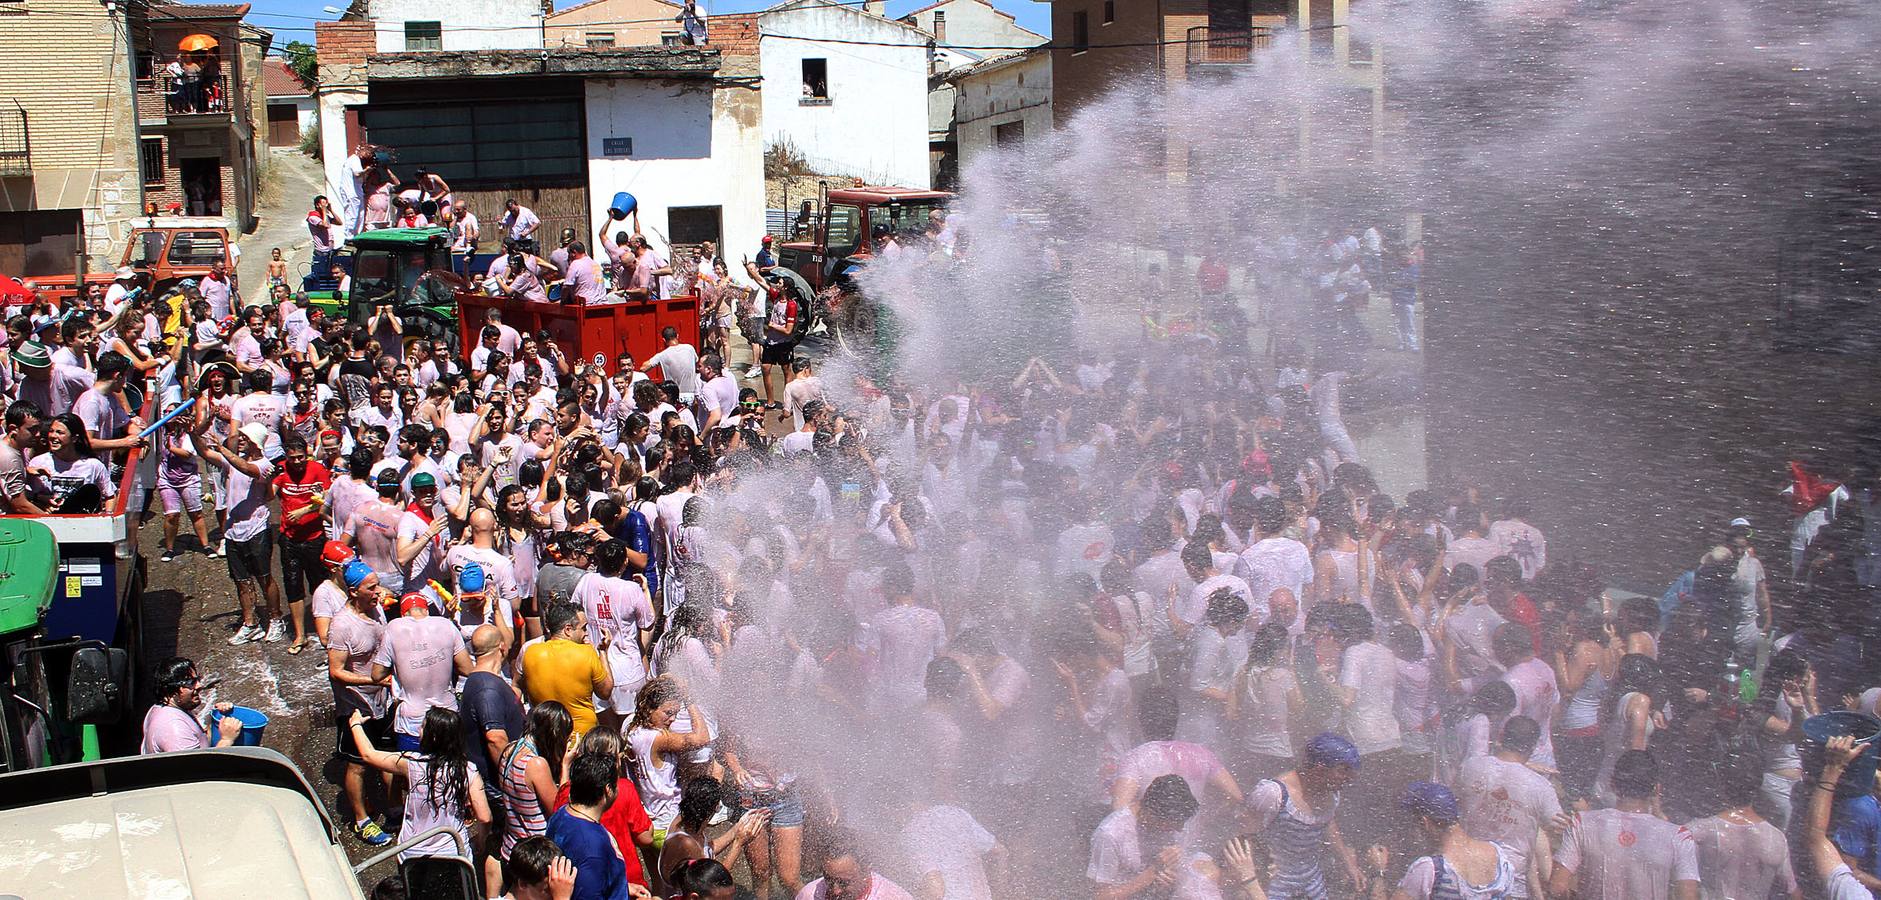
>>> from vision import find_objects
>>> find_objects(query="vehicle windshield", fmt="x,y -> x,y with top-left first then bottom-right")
874,199 -> 949,242
167,232 -> 226,266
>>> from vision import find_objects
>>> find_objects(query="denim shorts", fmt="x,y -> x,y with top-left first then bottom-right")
739,784 -> 805,829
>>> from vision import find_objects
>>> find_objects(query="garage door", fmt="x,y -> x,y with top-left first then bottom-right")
267,104 -> 299,147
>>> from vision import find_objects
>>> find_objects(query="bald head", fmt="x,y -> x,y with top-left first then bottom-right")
471,624 -> 504,658
469,507 -> 498,537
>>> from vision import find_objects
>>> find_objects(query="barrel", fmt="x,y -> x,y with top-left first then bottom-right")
210,705 -> 270,747
1803,711 -> 1881,796
608,192 -> 638,220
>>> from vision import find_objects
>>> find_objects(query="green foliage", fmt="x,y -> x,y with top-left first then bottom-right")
282,41 -> 317,85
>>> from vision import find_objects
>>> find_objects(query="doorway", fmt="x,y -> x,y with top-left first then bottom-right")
178,157 -> 222,216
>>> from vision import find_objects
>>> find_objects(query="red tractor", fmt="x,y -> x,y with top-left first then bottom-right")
771,184 -> 953,352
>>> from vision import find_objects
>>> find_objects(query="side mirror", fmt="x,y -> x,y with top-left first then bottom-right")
67,647 -> 129,725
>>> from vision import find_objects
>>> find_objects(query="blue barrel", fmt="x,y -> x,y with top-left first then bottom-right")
608,192 -> 637,220
1804,711 -> 1881,795
210,705 -> 270,747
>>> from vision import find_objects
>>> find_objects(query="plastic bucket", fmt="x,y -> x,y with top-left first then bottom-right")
608,192 -> 637,220
1804,711 -> 1880,795
210,705 -> 270,747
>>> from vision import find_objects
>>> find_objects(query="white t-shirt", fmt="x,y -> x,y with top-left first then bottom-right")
1446,535 -> 1502,575
647,343 -> 701,396
862,603 -> 947,714
901,805 -> 997,900
1554,809 -> 1700,900
1684,816 -> 1796,900
1338,640 -> 1401,755
1233,537 -> 1313,607
1456,754 -> 1562,898
1828,864 -> 1876,900
1395,848 -> 1516,900
573,571 -> 654,706
1501,657 -> 1560,770
1489,518 -> 1547,582
1179,573 -> 1257,629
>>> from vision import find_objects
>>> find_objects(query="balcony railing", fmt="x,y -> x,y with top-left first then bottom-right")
1185,26 -> 1275,67
143,74 -> 234,118
0,103 -> 26,177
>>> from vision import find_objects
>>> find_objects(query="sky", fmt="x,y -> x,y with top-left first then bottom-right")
247,0 -> 1051,54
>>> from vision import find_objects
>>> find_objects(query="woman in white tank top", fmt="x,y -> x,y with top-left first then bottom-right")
625,674 -> 714,838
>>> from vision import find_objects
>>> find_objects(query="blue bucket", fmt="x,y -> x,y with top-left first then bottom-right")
608,192 -> 637,220
1804,711 -> 1881,795
210,705 -> 270,747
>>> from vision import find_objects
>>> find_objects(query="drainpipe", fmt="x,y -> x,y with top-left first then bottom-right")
112,0 -> 146,264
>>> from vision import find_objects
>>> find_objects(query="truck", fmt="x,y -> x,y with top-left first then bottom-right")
0,747 -> 481,898
0,472 -> 147,774
31,219 -> 235,306
773,184 -> 954,353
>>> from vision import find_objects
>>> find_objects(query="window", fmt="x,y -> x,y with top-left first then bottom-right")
168,231 -> 228,266
1071,11 -> 1089,52
994,121 -> 1025,146
660,32 -> 684,46
823,203 -> 860,256
668,205 -> 722,259
801,58 -> 829,102
931,10 -> 945,42
404,20 -> 441,51
1102,1 -> 1114,24
140,138 -> 164,188
585,31 -> 616,47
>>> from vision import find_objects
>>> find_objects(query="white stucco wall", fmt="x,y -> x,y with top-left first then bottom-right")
294,97 -> 319,133
368,0 -> 543,53
903,0 -> 1044,60
758,5 -> 931,188
953,51 -> 1051,173
317,86 -> 367,229
584,78 -> 767,274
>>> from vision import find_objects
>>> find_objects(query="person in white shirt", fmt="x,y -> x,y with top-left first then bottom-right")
1233,496 -> 1313,616
1488,500 -> 1547,582
1088,775 -> 1205,900
1550,750 -> 1700,900
1685,753 -> 1800,900
1454,716 -> 1562,898
901,802 -> 1004,900
642,326 -> 701,398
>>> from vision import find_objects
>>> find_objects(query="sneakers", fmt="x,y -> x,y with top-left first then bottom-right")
228,623 -> 264,645
263,619 -> 287,643
161,549 -> 178,562
353,819 -> 393,847
743,366 -> 761,379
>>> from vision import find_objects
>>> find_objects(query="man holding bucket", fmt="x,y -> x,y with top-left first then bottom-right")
139,656 -> 245,753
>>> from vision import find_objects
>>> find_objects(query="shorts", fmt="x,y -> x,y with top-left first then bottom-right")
396,731 -> 422,752
159,477 -> 203,514
738,784 -> 805,828
226,531 -> 274,583
279,534 -> 328,603
209,467 -> 229,512
761,342 -> 795,365
336,710 -> 395,764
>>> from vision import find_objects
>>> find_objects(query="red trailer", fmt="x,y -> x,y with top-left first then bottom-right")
456,292 -> 700,379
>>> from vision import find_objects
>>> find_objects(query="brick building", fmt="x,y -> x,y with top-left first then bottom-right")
134,3 -> 271,230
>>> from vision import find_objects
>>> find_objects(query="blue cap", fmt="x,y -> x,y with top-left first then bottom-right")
459,561 -> 486,593
342,560 -> 373,589
1303,732 -> 1360,770
1401,781 -> 1460,825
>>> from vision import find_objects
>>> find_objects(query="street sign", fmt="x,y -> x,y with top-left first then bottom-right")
603,138 -> 633,158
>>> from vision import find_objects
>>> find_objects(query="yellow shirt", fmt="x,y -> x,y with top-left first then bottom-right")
521,638 -> 609,736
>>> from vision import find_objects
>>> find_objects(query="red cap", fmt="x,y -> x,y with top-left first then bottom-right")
399,593 -> 429,615
761,235 -> 774,244
321,540 -> 355,566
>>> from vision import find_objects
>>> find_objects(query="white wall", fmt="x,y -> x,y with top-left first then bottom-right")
317,86 -> 367,230
759,5 -> 931,188
903,0 -> 1043,60
953,51 -> 1051,173
368,0 -> 543,53
584,77 -> 767,275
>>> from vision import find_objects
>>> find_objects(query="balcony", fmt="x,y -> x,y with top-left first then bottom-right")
0,104 -> 26,177
1185,25 -> 1275,69
137,74 -> 235,125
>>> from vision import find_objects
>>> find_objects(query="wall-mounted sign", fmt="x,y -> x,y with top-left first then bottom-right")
602,137 -> 633,157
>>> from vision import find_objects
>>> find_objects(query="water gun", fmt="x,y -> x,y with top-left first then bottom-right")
428,579 -> 458,614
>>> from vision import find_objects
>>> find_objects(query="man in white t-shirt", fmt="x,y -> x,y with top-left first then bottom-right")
696,352 -> 739,432
1489,501 -> 1547,582
1495,622 -> 1559,772
861,563 -> 946,715
901,803 -> 1002,900
1456,715 -> 1562,898
1233,496 -> 1313,614
1550,750 -> 1699,900
371,592 -> 472,751
642,326 -> 701,398
1088,775 -> 1205,898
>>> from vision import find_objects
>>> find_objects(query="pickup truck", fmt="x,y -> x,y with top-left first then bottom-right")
30,219 -> 234,306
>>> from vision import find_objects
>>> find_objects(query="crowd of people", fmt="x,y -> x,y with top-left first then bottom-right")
15,201 -> 1881,900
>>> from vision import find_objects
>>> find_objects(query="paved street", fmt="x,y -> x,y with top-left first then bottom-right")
233,149 -> 325,300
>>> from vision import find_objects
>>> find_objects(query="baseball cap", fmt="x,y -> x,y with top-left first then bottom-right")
760,234 -> 774,244
399,592 -> 430,615
1401,781 -> 1460,825
410,471 -> 437,490
1729,516 -> 1751,529
1303,732 -> 1361,770
12,341 -> 50,370
459,561 -> 486,593
321,540 -> 355,567
238,423 -> 269,451
341,560 -> 373,589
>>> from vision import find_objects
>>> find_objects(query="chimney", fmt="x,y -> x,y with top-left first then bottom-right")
863,0 -> 884,16
932,10 -> 946,41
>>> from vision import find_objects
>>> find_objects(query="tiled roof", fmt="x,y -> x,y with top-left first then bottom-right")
705,13 -> 759,57
151,2 -> 251,20
262,58 -> 309,97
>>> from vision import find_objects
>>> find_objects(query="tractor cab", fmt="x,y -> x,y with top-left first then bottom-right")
305,227 -> 463,354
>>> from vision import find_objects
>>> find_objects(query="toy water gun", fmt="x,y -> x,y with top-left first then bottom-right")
428,579 -> 458,614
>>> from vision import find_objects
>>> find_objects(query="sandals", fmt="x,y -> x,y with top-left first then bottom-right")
286,638 -> 310,655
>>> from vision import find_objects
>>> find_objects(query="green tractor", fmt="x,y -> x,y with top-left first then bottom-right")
303,227 -> 466,355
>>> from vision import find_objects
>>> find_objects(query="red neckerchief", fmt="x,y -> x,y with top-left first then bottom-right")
406,500 -> 433,526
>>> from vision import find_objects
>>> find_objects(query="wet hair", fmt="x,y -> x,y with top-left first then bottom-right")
567,751 -> 619,808
1141,774 -> 1200,824
1387,622 -> 1425,662
1470,680 -> 1517,719
576,724 -> 623,761
154,656 -> 198,702
505,836 -> 562,891
1618,596 -> 1659,636
1484,555 -> 1523,587
1765,648 -> 1809,691
5,399 -> 43,428
543,601 -> 582,637
882,562 -> 914,598
1253,495 -> 1289,534
416,707 -> 473,816
1204,588 -> 1250,628
1492,622 -> 1535,666
348,447 -> 376,477
1331,603 -> 1375,645
528,701 -> 574,784
49,413 -> 95,457
678,776 -> 724,830
1499,715 -> 1541,756
669,858 -> 735,898
925,657 -> 966,700
1247,623 -> 1291,668
1137,685 -> 1180,742
1610,749 -> 1658,800
593,538 -> 628,576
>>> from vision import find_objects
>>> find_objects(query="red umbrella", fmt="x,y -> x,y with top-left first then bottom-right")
0,274 -> 30,303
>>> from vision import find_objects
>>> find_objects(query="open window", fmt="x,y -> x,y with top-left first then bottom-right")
801,58 -> 829,103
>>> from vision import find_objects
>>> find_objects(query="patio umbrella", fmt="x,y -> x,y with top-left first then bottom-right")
178,34 -> 219,51
0,274 -> 29,303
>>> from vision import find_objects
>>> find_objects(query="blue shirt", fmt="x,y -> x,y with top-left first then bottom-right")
1833,794 -> 1881,876
756,248 -> 775,269
547,807 -> 631,900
